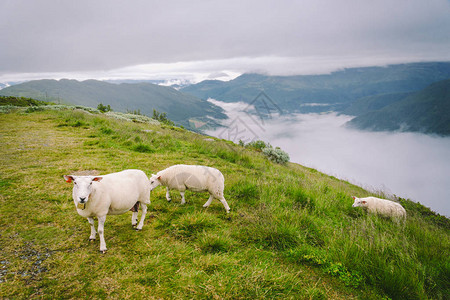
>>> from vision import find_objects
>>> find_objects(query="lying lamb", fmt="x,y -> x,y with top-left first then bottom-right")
149,164 -> 230,213
352,196 -> 406,220
64,169 -> 151,253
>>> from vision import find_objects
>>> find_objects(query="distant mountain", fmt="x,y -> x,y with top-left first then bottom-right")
104,79 -> 192,89
0,79 -> 226,128
105,79 -> 166,85
346,79 -> 450,136
181,62 -> 450,113
342,92 -> 414,116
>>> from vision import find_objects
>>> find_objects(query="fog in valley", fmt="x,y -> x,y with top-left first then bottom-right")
206,99 -> 450,217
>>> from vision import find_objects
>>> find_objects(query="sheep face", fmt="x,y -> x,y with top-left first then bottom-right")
149,174 -> 162,191
352,196 -> 367,208
64,175 -> 103,204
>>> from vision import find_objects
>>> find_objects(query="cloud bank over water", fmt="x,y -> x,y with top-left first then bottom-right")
206,99 -> 450,217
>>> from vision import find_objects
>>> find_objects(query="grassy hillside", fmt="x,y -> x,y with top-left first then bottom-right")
0,107 -> 449,299
347,79 -> 450,136
0,79 -> 226,128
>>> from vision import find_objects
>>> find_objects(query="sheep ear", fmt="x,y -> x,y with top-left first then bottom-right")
362,200 -> 367,204
92,177 -> 103,182
64,175 -> 74,183
352,196 -> 356,200
157,176 -> 161,180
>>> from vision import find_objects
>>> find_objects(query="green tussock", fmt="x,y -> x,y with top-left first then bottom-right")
0,107 -> 449,299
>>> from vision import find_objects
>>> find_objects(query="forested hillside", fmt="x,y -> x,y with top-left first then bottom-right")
347,79 -> 450,136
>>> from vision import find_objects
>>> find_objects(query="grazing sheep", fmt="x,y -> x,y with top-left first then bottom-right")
352,196 -> 406,220
149,164 -> 230,213
64,169 -> 151,253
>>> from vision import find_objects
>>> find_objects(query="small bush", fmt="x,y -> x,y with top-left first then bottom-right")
152,109 -> 175,126
262,146 -> 290,164
246,140 -> 269,151
97,103 -> 112,113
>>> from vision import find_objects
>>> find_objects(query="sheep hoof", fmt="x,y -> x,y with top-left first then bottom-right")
167,198 -> 172,202
100,250 -> 107,254
89,238 -> 96,242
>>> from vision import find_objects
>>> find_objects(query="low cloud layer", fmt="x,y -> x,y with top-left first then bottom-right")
207,100 -> 450,217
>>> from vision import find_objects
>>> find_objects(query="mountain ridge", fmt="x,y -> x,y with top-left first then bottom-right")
181,62 -> 450,111
181,62 -> 450,134
0,79 -> 226,128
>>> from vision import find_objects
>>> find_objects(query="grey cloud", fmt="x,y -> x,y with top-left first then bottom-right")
1,0 -> 450,75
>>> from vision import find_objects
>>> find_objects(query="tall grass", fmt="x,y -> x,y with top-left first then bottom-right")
0,108 -> 448,299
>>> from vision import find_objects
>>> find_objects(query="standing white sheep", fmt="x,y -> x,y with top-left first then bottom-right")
64,169 -> 151,253
149,164 -> 230,213
352,196 -> 406,220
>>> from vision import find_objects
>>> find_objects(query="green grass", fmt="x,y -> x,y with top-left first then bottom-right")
0,108 -> 449,299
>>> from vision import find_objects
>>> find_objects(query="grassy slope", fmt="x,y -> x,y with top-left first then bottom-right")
0,109 -> 448,299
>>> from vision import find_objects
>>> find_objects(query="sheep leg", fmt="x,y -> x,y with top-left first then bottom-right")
180,191 -> 186,204
203,195 -> 214,208
135,203 -> 147,230
131,211 -> 138,227
219,197 -> 231,213
97,215 -> 107,253
166,187 -> 172,202
87,217 -> 96,241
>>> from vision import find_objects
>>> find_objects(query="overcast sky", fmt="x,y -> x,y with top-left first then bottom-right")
1,0 -> 450,82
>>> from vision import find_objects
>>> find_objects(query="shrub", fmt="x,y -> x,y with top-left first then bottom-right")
246,140 -> 269,151
152,109 -> 175,126
97,103 -> 112,113
262,146 -> 290,164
